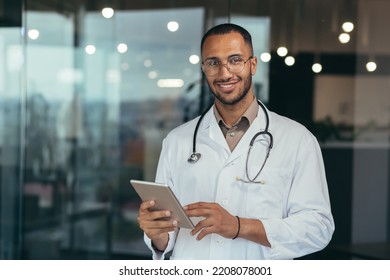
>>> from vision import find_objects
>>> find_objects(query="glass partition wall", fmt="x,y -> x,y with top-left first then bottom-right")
0,0 -> 389,260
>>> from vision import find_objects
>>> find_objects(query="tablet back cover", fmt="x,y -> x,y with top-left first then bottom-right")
130,180 -> 194,229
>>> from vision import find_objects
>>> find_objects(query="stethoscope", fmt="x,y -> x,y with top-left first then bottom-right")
188,100 -> 274,183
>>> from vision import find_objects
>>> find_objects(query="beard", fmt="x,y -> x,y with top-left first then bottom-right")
210,74 -> 252,106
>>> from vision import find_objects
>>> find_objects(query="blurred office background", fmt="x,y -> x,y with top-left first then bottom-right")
0,0 -> 389,260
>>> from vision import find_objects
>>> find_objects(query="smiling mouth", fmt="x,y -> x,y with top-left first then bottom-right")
220,83 -> 235,88
217,80 -> 239,91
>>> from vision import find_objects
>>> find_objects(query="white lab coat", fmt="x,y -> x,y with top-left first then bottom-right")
144,103 -> 335,259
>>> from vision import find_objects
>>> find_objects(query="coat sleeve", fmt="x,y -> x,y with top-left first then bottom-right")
261,133 -> 335,259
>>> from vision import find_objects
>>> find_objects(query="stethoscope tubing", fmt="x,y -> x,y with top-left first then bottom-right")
191,103 -> 213,155
189,100 -> 272,163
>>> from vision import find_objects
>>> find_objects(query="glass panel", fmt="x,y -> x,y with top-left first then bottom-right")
92,8 -> 206,256
0,27 -> 24,259
0,0 -> 23,259
23,9 -> 78,259
21,1 -> 212,259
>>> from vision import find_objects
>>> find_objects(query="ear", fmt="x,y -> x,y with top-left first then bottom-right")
250,56 -> 258,75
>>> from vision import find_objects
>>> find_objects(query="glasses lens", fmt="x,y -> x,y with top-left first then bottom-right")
202,60 -> 219,76
228,57 -> 245,74
202,65 -> 214,76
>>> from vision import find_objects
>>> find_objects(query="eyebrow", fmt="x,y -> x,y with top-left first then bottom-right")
204,54 -> 244,61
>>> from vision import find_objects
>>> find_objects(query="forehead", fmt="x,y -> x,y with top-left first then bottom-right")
202,32 -> 250,59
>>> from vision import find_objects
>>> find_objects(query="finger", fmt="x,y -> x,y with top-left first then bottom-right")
185,203 -> 219,217
195,226 -> 214,241
190,218 -> 211,236
141,219 -> 178,231
190,223 -> 202,236
139,209 -> 172,222
139,200 -> 156,212
145,226 -> 176,240
140,219 -> 178,239
185,208 -> 210,218
149,210 -> 172,221
185,201 -> 215,210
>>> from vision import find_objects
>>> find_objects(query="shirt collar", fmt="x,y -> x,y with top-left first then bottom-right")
213,97 -> 258,128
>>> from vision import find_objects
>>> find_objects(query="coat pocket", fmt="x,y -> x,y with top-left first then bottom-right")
242,168 -> 291,219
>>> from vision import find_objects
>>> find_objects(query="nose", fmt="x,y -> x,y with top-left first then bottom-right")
218,63 -> 234,78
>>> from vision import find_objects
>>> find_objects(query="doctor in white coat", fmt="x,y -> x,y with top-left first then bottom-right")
137,23 -> 334,260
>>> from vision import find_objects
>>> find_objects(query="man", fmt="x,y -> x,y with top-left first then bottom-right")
138,23 -> 334,259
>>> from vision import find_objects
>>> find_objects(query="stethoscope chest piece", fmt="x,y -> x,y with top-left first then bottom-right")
188,152 -> 201,163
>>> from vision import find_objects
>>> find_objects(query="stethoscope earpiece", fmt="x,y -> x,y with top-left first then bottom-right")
188,153 -> 201,163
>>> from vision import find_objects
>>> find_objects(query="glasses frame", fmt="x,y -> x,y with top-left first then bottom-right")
201,56 -> 253,77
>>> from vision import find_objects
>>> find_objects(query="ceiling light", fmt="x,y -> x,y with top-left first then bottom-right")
148,71 -> 158,79
312,63 -> 322,73
338,33 -> 350,44
277,47 -> 288,57
117,43 -> 128,53
85,45 -> 96,55
285,56 -> 295,66
189,55 -> 200,64
143,59 -> 152,68
260,52 -> 271,62
28,29 -> 40,40
342,22 -> 354,33
102,7 -> 114,19
167,21 -> 179,32
157,79 -> 184,88
366,61 -> 377,72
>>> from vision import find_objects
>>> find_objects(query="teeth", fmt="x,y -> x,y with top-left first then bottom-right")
220,84 -> 233,88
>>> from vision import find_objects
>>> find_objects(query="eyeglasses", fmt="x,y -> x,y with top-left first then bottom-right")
201,56 -> 253,77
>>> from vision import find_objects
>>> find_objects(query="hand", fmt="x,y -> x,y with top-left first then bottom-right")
137,200 -> 178,250
184,202 -> 238,241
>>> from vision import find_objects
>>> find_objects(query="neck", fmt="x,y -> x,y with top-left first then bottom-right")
215,95 -> 255,127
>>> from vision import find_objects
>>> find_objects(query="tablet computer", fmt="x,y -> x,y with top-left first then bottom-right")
130,179 -> 194,229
